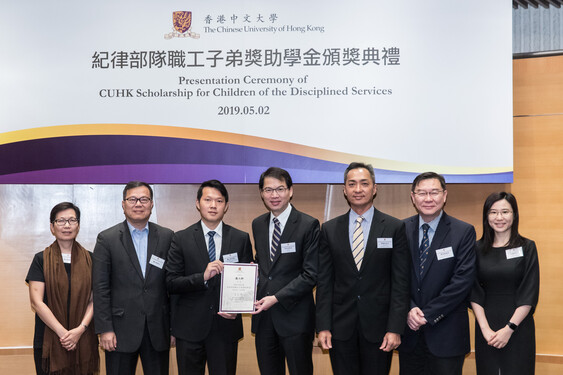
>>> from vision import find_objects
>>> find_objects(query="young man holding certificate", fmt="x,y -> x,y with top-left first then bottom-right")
166,180 -> 253,375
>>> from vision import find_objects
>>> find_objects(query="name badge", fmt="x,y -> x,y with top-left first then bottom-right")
223,252 -> 239,263
377,238 -> 393,248
506,247 -> 523,259
436,247 -> 454,260
281,242 -> 296,254
149,254 -> 165,269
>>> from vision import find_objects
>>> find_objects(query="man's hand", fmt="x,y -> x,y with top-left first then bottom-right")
100,331 -> 117,352
380,332 -> 401,352
318,330 -> 332,350
407,307 -> 427,331
218,312 -> 237,320
204,260 -> 224,281
252,296 -> 278,314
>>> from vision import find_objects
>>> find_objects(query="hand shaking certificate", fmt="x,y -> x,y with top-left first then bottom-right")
219,263 -> 258,313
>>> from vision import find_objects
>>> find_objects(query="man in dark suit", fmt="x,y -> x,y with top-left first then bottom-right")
398,172 -> 476,375
251,167 -> 320,375
316,162 -> 411,375
93,181 -> 174,375
165,179 -> 253,375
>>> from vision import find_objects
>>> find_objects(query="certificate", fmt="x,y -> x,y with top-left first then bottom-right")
220,263 -> 258,313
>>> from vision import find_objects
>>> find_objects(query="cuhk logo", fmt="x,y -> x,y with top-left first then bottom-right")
165,11 -> 200,39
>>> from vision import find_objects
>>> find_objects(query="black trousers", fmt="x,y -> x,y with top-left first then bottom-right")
105,324 -> 169,375
175,315 -> 238,375
399,332 -> 465,375
254,310 -> 313,375
329,324 -> 393,375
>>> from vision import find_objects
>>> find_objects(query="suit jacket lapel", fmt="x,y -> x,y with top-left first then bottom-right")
255,214 -> 271,273
119,221 -> 145,281
361,208 -> 384,272
271,208 -> 299,269
421,212 -> 451,281
336,211 -> 358,272
408,216 -> 422,283
194,221 -> 210,265
144,222 -> 160,281
220,224 -> 231,261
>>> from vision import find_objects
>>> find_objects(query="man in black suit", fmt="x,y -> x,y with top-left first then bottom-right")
251,167 -> 320,375
398,172 -> 476,375
316,162 -> 411,375
93,181 -> 174,375
165,179 -> 253,375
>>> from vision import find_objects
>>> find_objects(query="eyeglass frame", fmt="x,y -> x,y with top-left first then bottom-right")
124,196 -> 152,205
52,218 -> 80,226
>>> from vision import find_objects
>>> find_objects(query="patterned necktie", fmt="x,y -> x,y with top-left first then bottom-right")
208,231 -> 216,262
270,217 -> 281,262
419,224 -> 430,277
352,217 -> 365,270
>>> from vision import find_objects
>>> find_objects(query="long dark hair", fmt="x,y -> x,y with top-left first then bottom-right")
480,192 -> 524,249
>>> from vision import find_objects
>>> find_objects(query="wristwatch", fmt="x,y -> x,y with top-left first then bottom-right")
507,321 -> 518,331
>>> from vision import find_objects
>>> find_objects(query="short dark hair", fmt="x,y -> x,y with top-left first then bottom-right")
50,202 -> 81,223
258,167 -> 293,190
197,179 -> 229,203
344,162 -> 375,183
411,172 -> 446,192
123,181 -> 153,200
481,192 -> 523,249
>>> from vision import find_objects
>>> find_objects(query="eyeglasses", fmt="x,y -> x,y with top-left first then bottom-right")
262,186 -> 288,195
53,218 -> 79,226
488,210 -> 513,217
413,190 -> 444,198
124,196 -> 152,205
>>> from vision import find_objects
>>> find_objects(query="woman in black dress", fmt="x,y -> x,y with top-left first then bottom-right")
26,202 -> 99,375
470,192 -> 539,375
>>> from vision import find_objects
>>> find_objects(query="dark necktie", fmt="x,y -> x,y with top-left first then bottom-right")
208,231 -> 216,262
270,217 -> 281,262
419,224 -> 430,277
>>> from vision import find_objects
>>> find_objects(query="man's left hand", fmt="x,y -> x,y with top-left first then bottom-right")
380,332 -> 401,352
252,296 -> 278,314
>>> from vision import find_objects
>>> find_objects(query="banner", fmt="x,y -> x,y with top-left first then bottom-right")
0,1 -> 512,183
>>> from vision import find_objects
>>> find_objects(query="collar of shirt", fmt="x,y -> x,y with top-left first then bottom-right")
201,221 -> 223,259
348,206 -> 375,247
126,221 -> 149,276
126,221 -> 149,236
418,210 -> 443,246
269,203 -> 292,244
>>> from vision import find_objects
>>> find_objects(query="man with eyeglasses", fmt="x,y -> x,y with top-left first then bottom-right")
93,181 -> 174,375
165,179 -> 253,375
316,162 -> 410,375
398,172 -> 476,375
251,167 -> 320,375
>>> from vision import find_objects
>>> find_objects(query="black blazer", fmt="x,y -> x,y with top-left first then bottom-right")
400,212 -> 476,357
165,221 -> 253,342
251,207 -> 320,337
93,221 -> 173,352
316,208 -> 410,343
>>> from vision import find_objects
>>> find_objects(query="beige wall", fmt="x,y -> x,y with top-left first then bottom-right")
1,56 -> 563,373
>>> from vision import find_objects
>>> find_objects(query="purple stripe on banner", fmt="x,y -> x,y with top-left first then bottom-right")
0,164 -> 513,184
0,135 -> 513,183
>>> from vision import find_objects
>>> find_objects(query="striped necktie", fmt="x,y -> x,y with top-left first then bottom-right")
352,217 -> 365,270
208,231 -> 216,262
419,224 -> 430,277
270,217 -> 281,262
